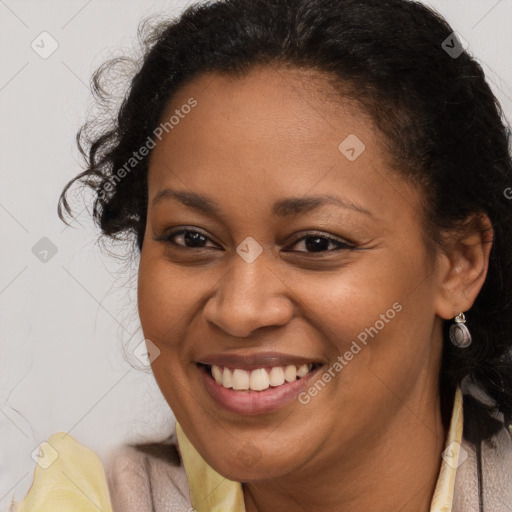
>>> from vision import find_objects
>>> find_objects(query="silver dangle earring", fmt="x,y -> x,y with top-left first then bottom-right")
449,312 -> 472,348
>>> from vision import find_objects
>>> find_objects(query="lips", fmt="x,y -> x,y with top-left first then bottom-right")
198,362 -> 324,414
195,351 -> 325,415
196,351 -> 323,371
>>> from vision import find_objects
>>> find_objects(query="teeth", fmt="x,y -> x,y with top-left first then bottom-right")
209,363 -> 315,391
297,363 -> 309,377
232,369 -> 250,390
249,368 -> 270,391
212,365 -> 223,384
222,367 -> 233,388
268,366 -> 285,386
284,365 -> 297,382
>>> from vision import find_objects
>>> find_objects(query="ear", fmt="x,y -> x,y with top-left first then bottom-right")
434,212 -> 494,320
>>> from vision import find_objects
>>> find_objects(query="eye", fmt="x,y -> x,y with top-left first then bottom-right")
155,228 -> 219,249
285,232 -> 354,253
155,228 -> 355,253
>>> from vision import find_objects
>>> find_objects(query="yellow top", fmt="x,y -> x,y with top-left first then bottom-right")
13,386 -> 463,512
175,385 -> 464,512
14,432 -> 113,512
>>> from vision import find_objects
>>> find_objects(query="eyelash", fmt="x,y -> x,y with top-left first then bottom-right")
155,228 -> 354,253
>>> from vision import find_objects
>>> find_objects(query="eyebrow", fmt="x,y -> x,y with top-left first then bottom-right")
151,188 -> 373,218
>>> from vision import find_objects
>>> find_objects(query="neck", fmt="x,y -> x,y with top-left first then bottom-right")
242,386 -> 450,512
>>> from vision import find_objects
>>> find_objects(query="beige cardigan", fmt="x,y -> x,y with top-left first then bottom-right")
104,377 -> 512,512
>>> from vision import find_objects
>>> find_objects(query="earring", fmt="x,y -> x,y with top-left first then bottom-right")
449,312 -> 472,348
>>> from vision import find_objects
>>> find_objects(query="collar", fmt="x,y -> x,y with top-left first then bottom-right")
175,385 -> 463,512
430,384 -> 464,511
175,422 -> 245,511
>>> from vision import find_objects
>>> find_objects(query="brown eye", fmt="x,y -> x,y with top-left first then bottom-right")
155,229 -> 354,254
155,229 -> 219,249
286,233 -> 354,253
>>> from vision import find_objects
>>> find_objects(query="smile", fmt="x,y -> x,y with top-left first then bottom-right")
208,363 -> 321,391
197,362 -> 324,415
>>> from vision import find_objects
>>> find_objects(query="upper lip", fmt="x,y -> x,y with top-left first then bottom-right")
196,351 -> 324,370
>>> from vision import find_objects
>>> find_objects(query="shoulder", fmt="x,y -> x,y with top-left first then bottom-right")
12,432 -> 112,512
12,431 -> 192,512
454,378 -> 512,511
104,434 -> 192,512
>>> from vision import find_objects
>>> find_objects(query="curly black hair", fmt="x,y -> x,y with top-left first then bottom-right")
58,0 -> 512,448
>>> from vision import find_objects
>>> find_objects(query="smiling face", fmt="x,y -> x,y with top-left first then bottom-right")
137,64 -> 448,483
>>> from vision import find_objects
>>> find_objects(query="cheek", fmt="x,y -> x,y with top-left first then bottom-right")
137,250 -> 198,341
137,251 -> 198,411
297,248 -> 433,379
292,259 -> 401,343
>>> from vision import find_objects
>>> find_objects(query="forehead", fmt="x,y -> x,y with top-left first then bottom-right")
147,64 -> 420,224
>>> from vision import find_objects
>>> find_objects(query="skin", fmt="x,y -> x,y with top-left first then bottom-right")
137,64 -> 493,512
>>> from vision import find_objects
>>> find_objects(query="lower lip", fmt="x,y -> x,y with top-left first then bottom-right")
198,364 -> 323,415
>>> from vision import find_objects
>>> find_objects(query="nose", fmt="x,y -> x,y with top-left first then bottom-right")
202,250 -> 294,338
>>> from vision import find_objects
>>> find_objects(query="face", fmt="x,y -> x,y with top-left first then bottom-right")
137,65 -> 445,481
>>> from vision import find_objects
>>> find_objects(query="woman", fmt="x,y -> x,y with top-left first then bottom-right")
13,0 -> 512,510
